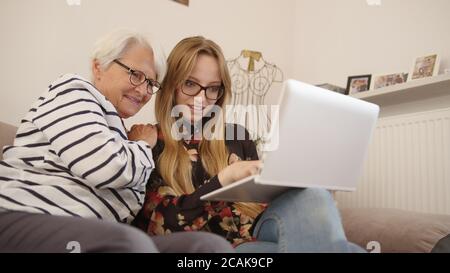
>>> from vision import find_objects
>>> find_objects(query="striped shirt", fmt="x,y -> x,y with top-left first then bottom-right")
0,74 -> 154,223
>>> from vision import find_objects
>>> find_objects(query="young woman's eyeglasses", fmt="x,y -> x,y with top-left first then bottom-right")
113,59 -> 161,95
181,80 -> 224,100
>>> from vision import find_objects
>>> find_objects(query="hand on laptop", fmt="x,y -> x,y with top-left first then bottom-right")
218,160 -> 263,187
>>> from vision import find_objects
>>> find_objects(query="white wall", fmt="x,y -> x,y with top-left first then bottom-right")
293,0 -> 450,88
0,0 -> 295,127
2,0 -> 449,128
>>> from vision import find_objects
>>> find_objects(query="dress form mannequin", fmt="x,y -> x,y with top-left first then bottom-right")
226,50 -> 283,150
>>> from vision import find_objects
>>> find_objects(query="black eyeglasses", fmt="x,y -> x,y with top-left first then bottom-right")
113,59 -> 161,95
181,80 -> 224,100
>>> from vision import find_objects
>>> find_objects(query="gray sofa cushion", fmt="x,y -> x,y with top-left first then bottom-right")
340,207 -> 450,253
432,234 -> 450,253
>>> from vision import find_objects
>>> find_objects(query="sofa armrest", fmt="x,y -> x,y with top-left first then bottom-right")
340,207 -> 450,253
0,121 -> 18,160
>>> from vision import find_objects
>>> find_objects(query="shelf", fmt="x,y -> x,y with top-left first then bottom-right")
350,74 -> 450,107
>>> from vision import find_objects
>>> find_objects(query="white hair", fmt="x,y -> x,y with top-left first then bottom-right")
91,29 -> 165,81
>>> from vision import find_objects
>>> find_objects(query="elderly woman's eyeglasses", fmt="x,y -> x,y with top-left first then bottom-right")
113,59 -> 161,95
181,80 -> 224,100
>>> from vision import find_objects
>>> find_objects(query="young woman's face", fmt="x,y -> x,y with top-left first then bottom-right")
175,54 -> 222,122
93,44 -> 157,119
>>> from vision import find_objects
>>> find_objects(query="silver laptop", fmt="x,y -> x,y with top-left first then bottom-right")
201,79 -> 379,203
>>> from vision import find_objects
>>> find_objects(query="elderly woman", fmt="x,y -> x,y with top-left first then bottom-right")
0,30 -> 233,253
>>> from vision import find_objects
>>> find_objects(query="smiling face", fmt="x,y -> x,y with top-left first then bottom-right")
92,44 -> 156,118
175,54 -> 221,122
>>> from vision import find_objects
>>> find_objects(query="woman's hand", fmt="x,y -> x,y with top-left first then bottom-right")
127,124 -> 158,148
218,160 -> 263,187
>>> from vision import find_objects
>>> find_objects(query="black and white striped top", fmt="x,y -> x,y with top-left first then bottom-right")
0,74 -> 154,223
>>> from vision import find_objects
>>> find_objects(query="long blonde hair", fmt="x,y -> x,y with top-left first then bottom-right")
155,36 -> 262,219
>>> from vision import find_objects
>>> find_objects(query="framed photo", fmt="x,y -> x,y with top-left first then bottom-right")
346,74 -> 371,95
316,83 -> 346,95
408,54 -> 440,81
371,72 -> 408,90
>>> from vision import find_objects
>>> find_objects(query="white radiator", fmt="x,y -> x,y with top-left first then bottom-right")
335,107 -> 450,215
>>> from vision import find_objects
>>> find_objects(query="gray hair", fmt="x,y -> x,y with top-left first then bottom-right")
91,29 -> 165,81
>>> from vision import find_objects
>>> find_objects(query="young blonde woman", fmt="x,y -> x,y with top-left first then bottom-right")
133,36 -> 364,252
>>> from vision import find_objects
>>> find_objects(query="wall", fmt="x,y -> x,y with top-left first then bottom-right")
2,0 -> 450,128
0,0 -> 295,127
293,0 -> 450,88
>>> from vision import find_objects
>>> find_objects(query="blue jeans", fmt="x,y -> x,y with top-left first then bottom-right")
235,188 -> 366,253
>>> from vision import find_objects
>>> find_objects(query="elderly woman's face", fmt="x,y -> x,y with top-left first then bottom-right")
93,45 -> 156,118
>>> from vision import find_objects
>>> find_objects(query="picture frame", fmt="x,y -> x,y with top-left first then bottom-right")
316,83 -> 347,95
408,54 -> 440,81
371,72 -> 408,90
346,74 -> 371,95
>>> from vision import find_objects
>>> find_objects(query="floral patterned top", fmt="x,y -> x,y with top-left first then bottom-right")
132,124 -> 266,247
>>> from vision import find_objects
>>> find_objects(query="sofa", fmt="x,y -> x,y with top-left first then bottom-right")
1,120 -> 449,252
340,207 -> 450,252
